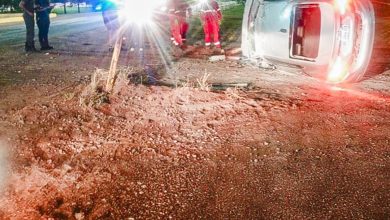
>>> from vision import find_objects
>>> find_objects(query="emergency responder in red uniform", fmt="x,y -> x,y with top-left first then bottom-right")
200,0 -> 222,48
168,0 -> 191,47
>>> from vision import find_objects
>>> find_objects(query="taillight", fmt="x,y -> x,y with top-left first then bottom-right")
327,1 -> 355,83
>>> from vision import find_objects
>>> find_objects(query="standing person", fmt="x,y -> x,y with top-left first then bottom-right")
179,2 -> 191,44
19,0 -> 36,52
168,0 -> 191,47
101,0 -> 120,51
35,0 -> 54,50
200,0 -> 222,48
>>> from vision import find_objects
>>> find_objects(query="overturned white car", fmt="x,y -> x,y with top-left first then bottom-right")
241,0 -> 375,83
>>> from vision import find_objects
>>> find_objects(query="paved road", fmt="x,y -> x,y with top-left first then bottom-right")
0,13 -> 105,46
1,9 -> 389,77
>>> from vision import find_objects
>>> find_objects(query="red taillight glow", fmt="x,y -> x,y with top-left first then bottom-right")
328,1 -> 355,83
334,0 -> 351,15
327,57 -> 349,83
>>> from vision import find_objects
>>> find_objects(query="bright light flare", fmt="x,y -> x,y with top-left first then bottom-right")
327,57 -> 349,83
334,0 -> 351,15
281,5 -> 292,19
327,84 -> 390,103
117,0 -> 166,25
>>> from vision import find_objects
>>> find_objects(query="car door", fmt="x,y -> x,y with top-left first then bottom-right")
254,0 -> 291,61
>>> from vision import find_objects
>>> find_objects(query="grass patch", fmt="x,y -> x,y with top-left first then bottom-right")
52,6 -> 93,15
187,4 -> 244,46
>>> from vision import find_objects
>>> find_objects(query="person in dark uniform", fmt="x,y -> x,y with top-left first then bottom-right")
19,0 -> 36,52
35,0 -> 54,50
101,0 -> 120,51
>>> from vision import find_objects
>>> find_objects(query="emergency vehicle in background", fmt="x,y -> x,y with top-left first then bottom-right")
241,0 -> 376,83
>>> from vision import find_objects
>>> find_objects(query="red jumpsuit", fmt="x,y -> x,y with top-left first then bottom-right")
168,0 -> 190,46
200,0 -> 222,48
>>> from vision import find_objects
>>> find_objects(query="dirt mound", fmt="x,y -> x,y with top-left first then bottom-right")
1,74 -> 389,219
0,76 -> 276,219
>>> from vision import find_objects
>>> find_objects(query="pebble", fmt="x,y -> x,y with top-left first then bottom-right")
75,212 -> 85,220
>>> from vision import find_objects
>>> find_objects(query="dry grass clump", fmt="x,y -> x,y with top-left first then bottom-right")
79,69 -> 111,109
196,70 -> 211,92
79,67 -> 151,109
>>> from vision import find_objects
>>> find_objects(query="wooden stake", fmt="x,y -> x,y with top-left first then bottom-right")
105,34 -> 123,93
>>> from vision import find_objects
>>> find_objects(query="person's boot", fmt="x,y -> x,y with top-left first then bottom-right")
25,42 -> 37,52
41,40 -> 53,51
24,42 -> 30,52
31,43 -> 38,52
41,45 -> 54,50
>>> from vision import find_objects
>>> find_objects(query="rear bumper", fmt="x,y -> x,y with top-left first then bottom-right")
327,0 -> 375,82
296,0 -> 375,83
346,0 -> 375,82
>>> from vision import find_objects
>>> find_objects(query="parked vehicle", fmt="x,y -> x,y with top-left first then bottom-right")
0,6 -> 13,12
241,0 -> 375,83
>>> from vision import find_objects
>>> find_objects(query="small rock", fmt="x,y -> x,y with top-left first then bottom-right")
209,55 -> 226,62
75,212 -> 85,220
